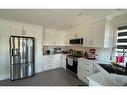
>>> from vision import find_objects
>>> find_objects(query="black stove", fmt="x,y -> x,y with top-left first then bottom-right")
67,55 -> 84,58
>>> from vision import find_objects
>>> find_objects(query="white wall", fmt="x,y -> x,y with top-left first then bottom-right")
0,19 -> 44,80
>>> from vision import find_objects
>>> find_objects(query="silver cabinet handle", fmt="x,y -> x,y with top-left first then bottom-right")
84,63 -> 89,66
83,69 -> 90,72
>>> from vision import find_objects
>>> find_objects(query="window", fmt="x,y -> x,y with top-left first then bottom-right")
116,26 -> 127,52
115,25 -> 127,67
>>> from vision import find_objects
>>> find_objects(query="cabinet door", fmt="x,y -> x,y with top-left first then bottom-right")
10,23 -> 23,36
35,27 -> 43,73
61,55 -> 66,69
77,62 -> 82,79
83,25 -> 93,47
93,20 -> 105,47
24,26 -> 35,37
60,32 -> 66,46
0,23 -> 10,47
52,31 -> 59,45
44,30 -> 54,45
54,54 -> 61,68
77,30 -> 85,38
54,32 -> 66,46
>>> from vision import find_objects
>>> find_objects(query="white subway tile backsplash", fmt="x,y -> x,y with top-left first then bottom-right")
43,46 -> 112,62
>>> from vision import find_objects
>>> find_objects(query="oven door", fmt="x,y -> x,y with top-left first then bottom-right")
66,57 -> 77,74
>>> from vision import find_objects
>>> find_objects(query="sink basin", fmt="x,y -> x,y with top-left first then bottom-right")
98,64 -> 127,75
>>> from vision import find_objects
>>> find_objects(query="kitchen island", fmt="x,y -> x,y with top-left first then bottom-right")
86,60 -> 127,86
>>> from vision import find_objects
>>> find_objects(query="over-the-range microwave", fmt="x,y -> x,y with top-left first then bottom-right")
69,38 -> 83,45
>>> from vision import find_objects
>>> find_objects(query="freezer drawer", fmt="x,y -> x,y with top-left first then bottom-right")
25,64 -> 34,77
10,64 -> 34,80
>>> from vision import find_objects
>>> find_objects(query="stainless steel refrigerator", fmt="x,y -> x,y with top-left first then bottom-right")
10,36 -> 35,80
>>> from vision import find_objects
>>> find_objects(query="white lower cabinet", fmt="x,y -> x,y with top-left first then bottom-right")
77,59 -> 94,85
61,54 -> 66,69
43,54 -> 61,71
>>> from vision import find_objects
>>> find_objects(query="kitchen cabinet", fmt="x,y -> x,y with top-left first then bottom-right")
61,54 -> 66,69
82,19 -> 106,47
83,24 -> 93,47
43,54 -> 61,71
24,26 -> 35,37
10,23 -> 35,37
10,23 -> 23,36
44,29 -> 66,46
66,18 -> 112,47
65,29 -> 85,46
77,58 -> 94,85
92,20 -> 105,47
92,18 -> 113,48
35,27 -> 43,73
0,22 -> 10,47
44,29 -> 54,45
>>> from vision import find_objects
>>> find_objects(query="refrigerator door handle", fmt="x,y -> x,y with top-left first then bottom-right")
12,49 -> 14,56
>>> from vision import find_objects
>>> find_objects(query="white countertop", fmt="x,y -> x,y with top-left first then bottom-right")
77,58 -> 127,86
85,59 -> 127,86
87,72 -> 127,86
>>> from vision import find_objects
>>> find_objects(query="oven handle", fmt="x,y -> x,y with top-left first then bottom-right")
66,57 -> 74,66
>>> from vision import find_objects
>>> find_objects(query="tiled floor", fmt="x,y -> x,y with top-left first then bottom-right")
0,68 -> 87,86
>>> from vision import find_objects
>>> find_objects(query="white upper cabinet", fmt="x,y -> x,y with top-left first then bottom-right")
82,19 -> 107,47
92,18 -> 112,48
83,24 -> 93,47
66,18 -> 112,48
0,22 -> 10,47
11,23 -> 35,37
10,23 -> 23,36
65,29 -> 85,46
24,26 -> 35,37
44,29 -> 66,46
44,29 -> 54,45
93,19 -> 105,47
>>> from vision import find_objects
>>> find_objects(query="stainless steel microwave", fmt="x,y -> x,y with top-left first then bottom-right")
69,38 -> 83,45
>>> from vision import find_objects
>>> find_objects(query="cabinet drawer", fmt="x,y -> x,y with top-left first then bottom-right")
82,67 -> 93,73
82,69 -> 92,77
82,62 -> 93,70
43,59 -> 58,65
43,64 -> 55,71
47,59 -> 57,63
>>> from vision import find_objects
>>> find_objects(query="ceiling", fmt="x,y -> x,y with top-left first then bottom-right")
0,9 -> 126,30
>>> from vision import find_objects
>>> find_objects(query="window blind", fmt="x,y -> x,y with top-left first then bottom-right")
116,26 -> 127,52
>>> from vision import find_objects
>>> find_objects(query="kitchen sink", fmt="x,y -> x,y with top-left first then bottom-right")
98,64 -> 127,75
